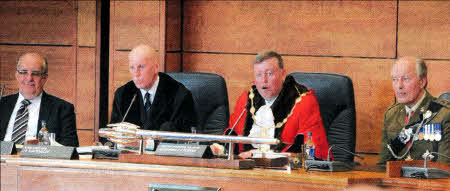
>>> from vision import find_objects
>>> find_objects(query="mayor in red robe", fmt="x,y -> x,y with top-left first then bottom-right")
223,51 -> 330,160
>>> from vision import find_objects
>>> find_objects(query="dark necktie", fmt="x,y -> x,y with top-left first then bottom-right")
143,93 -> 153,129
11,99 -> 32,144
144,92 -> 151,113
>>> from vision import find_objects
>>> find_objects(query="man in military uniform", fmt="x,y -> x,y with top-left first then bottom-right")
378,56 -> 449,165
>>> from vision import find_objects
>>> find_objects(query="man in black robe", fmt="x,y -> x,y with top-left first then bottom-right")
109,45 -> 196,132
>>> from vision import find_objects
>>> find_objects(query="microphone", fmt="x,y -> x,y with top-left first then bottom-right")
0,84 -> 5,102
122,94 -> 137,122
305,145 -> 362,172
221,107 -> 246,160
401,151 -> 450,179
226,108 -> 247,136
326,145 -> 364,161
101,94 -> 136,147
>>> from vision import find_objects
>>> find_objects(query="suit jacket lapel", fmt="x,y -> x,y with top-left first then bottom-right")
37,92 -> 51,134
137,91 -> 146,125
4,94 -> 18,113
0,94 -> 19,137
150,74 -> 168,121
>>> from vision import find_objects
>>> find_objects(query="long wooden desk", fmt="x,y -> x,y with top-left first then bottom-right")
1,154 -> 448,191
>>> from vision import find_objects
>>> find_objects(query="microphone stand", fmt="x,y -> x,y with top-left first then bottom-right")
122,94 -> 137,122
110,94 -> 137,150
226,108 -> 246,160
305,145 -> 363,172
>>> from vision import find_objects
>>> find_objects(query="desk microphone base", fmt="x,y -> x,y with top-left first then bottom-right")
305,160 -> 354,172
402,166 -> 450,179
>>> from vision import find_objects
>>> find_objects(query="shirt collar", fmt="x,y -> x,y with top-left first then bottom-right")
139,76 -> 159,102
18,92 -> 43,104
264,95 -> 278,107
405,91 -> 426,114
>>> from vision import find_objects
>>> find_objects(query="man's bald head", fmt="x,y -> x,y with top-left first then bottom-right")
128,45 -> 160,90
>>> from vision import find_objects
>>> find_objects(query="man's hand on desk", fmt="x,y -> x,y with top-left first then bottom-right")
210,143 -> 224,155
238,150 -> 253,159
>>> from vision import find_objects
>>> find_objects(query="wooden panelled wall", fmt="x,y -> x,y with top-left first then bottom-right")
175,1 -> 450,153
0,1 -> 448,152
0,1 -> 97,146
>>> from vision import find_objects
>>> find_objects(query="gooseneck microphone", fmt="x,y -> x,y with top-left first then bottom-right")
424,152 -> 449,168
227,108 -> 247,136
326,145 -> 364,162
122,94 -> 137,122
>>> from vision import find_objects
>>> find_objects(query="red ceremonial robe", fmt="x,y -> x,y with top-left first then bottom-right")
225,75 -> 331,160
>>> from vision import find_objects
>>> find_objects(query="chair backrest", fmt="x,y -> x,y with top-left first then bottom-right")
290,72 -> 356,162
439,92 -> 450,100
166,72 -> 230,135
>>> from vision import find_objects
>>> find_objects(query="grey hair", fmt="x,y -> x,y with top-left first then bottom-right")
394,56 -> 428,88
415,57 -> 427,88
16,53 -> 48,74
254,50 -> 284,69
415,57 -> 427,79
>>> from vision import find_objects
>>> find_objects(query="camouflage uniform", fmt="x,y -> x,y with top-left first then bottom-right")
378,91 -> 449,164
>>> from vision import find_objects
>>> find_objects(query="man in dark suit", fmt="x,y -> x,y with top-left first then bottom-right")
110,44 -> 196,132
0,53 -> 79,147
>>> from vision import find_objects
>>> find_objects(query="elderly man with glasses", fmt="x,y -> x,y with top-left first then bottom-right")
0,53 -> 79,147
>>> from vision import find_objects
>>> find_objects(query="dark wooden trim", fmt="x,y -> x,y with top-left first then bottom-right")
0,43 -> 72,47
94,0 -> 110,142
159,0 -> 167,72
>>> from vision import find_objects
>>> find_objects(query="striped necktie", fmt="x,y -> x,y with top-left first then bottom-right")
11,99 -> 32,144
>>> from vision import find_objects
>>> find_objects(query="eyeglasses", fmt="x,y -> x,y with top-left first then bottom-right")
17,70 -> 46,77
255,70 -> 277,79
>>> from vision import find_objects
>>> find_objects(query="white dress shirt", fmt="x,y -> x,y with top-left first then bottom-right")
139,76 -> 159,105
3,93 -> 43,141
248,96 -> 279,151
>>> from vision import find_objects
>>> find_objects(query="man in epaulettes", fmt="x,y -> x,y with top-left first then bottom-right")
378,56 -> 449,165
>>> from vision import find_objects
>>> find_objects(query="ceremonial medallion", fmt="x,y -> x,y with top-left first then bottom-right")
434,124 -> 442,141
418,127 -> 424,140
429,124 -> 435,141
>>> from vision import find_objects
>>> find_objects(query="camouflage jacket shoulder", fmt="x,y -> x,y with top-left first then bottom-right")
432,97 -> 449,109
384,102 -> 403,118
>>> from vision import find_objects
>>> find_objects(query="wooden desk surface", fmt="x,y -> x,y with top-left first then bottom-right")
1,154 -> 449,191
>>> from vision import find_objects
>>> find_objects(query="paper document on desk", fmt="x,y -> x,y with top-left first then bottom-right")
252,151 -> 290,159
77,145 -> 110,154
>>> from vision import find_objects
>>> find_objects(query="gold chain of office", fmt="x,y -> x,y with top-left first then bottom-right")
248,86 -> 309,128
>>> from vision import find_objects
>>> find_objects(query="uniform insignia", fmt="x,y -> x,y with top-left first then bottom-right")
399,127 -> 413,144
